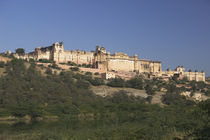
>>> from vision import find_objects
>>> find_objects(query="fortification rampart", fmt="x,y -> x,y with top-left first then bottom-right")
0,56 -> 11,63
12,42 -> 205,82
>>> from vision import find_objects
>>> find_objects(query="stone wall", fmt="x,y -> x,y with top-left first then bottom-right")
160,66 -> 205,82
107,58 -> 135,72
0,56 -> 11,63
183,71 -> 205,82
14,42 -> 162,75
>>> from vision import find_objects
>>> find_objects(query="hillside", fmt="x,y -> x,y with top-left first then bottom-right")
0,57 -> 209,139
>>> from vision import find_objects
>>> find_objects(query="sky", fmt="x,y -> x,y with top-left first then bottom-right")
0,0 -> 210,76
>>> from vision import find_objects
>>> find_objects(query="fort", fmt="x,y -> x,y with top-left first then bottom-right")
13,42 -> 205,82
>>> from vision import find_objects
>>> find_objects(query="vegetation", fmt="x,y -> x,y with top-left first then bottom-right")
107,78 -> 126,87
48,63 -> 61,70
0,61 -> 5,68
67,61 -> 77,66
85,71 -> 92,75
38,59 -> 54,63
0,58 -> 209,139
15,48 -> 25,55
94,72 -> 99,75
126,76 -> 144,89
70,66 -> 79,71
81,63 -> 92,68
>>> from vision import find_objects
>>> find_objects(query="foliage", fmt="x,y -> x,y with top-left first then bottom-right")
48,63 -> 61,70
45,67 -> 52,75
9,103 -> 44,119
0,61 -> 5,68
70,66 -> 79,71
146,95 -> 153,103
126,76 -> 144,89
205,89 -> 210,96
0,58 -> 209,139
94,72 -> 99,75
162,92 -> 194,106
15,48 -> 25,55
81,63 -> 92,68
38,59 -> 54,63
85,72 -> 92,75
107,78 -> 126,87
88,77 -> 105,86
145,83 -> 156,95
67,61 -> 77,66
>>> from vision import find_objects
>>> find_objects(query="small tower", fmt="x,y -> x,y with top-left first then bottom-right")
100,47 -> 106,54
53,42 -> 64,53
52,42 -> 64,62
176,66 -> 185,73
134,54 -> 138,72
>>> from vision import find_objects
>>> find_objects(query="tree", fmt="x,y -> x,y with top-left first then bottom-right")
145,84 -> 156,95
107,78 -> 126,87
127,76 -> 144,89
45,68 -> 53,75
15,48 -> 25,55
89,78 -> 105,86
0,61 -> 5,68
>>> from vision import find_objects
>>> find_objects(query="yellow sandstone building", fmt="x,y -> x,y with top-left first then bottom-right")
14,42 -> 205,82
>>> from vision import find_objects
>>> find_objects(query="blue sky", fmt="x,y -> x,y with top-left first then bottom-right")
0,0 -> 210,76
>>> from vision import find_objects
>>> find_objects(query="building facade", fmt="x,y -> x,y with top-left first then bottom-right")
14,42 -> 205,82
160,66 -> 205,82
14,42 -> 161,74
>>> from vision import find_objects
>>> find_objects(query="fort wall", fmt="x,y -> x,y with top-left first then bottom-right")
0,56 -> 11,63
160,66 -> 205,82
13,42 -> 205,82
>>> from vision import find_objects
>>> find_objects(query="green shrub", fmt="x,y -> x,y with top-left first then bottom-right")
145,84 -> 156,95
86,64 -> 92,68
45,68 -> 53,75
89,78 -> 105,86
82,63 -> 87,67
107,78 -> 126,87
162,93 -> 194,105
76,79 -> 90,89
85,72 -> 92,75
15,48 -> 25,55
126,76 -> 144,89
9,103 -> 44,119
39,59 -> 54,63
70,67 -> 79,71
146,96 -> 153,103
205,90 -> 210,96
94,72 -> 99,75
49,63 -> 61,70
0,61 -> 5,68
68,61 -> 77,66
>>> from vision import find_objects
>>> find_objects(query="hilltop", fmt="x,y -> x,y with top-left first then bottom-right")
0,55 -> 209,139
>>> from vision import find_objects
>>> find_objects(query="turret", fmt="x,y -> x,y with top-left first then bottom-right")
134,54 -> 138,72
134,54 -> 138,59
52,42 -> 64,53
176,66 -> 185,73
100,47 -> 106,53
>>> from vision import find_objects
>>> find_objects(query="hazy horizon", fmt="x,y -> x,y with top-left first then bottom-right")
0,0 -> 210,76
